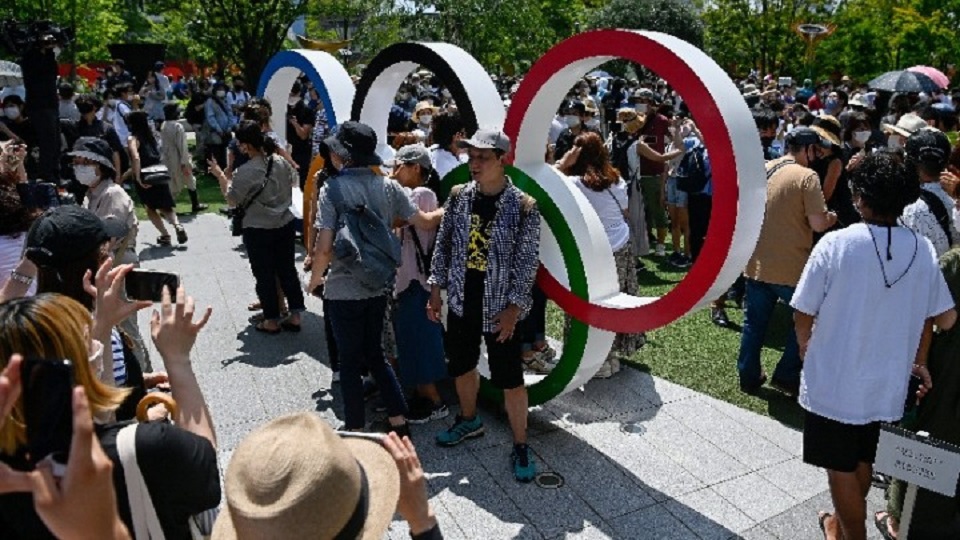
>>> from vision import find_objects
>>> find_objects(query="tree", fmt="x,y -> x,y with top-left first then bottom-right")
587,0 -> 705,49
698,0 -> 832,78
192,0 -> 308,84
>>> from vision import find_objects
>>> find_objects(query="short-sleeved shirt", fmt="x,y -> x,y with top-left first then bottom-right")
791,224 -> 954,424
431,148 -> 466,180
396,186 -> 439,295
317,167 -> 416,300
84,178 -> 138,263
464,190 -> 500,307
572,176 -> 630,251
744,157 -> 827,286
227,154 -> 295,230
0,422 -> 220,540
901,182 -> 956,257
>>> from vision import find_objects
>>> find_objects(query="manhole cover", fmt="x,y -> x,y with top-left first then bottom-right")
534,472 -> 565,489
620,421 -> 646,435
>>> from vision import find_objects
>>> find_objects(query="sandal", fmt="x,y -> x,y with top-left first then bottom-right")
175,225 -> 188,244
157,235 -> 172,246
254,322 -> 282,334
280,316 -> 301,332
874,511 -> 897,540
249,311 -> 289,324
247,302 -> 262,311
818,511 -> 832,540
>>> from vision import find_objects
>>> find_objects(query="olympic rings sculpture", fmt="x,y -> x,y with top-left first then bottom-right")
257,29 -> 767,406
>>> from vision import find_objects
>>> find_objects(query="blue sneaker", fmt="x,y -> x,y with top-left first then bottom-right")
436,415 -> 484,446
511,444 -> 537,482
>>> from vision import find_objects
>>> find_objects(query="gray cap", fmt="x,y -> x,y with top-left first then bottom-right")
388,144 -> 432,169
458,128 -> 511,154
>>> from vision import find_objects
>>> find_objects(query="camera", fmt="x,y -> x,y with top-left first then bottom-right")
0,19 -> 75,56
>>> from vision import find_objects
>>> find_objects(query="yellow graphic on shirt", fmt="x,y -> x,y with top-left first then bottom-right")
466,214 -> 493,272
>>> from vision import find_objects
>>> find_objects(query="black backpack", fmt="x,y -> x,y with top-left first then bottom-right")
676,145 -> 710,193
610,133 -> 637,182
918,190 -> 954,246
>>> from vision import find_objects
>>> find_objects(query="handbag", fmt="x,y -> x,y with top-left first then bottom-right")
117,422 -> 218,539
141,164 -> 171,186
230,157 -> 274,236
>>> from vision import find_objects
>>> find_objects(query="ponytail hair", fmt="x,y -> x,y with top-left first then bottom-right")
235,120 -> 277,156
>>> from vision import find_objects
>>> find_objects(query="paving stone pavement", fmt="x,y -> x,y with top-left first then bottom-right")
135,213 -> 891,539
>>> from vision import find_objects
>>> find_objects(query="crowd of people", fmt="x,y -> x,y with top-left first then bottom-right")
2,54 -> 960,539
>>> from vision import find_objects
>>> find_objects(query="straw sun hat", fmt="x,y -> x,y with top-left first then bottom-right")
212,413 -> 400,540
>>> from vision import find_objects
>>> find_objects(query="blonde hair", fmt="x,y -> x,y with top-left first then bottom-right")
0,294 -> 130,455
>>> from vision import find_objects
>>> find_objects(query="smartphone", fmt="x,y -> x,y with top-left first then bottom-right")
21,359 -> 75,469
125,269 -> 179,302
904,375 -> 923,412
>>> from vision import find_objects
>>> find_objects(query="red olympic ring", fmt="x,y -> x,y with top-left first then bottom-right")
505,29 -> 765,334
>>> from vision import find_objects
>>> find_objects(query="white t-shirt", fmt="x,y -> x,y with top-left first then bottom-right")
791,223 -> 954,424
431,148 -> 466,180
626,140 -> 641,181
572,176 -> 630,251
901,182 -> 956,257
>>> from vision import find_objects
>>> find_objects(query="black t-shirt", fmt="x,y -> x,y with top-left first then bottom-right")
286,101 -> 315,160
0,422 -> 219,540
463,190 -> 501,310
553,126 -> 600,162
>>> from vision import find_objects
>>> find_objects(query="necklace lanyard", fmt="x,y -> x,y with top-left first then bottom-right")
865,224 -> 918,289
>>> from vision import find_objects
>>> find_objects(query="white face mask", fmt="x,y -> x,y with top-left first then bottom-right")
564,115 -> 581,127
635,104 -> 648,114
585,118 -> 600,129
216,90 -> 226,98
74,164 -> 99,186
419,114 -> 433,126
4,107 -> 19,120
888,136 -> 903,150
853,130 -> 871,144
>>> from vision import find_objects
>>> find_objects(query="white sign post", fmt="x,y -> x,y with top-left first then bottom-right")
874,424 -> 960,539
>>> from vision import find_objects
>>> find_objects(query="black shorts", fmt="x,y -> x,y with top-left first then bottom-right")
803,411 -> 881,473
445,308 -> 524,390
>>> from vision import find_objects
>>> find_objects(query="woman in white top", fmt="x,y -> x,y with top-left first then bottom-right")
557,131 -> 643,377
0,141 -> 37,294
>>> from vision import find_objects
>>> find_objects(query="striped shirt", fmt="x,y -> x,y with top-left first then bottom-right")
110,328 -> 128,386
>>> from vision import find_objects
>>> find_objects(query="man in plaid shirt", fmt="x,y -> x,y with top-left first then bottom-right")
427,128 -> 541,482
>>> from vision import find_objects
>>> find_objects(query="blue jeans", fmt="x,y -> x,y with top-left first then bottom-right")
736,279 -> 801,388
327,296 -> 408,429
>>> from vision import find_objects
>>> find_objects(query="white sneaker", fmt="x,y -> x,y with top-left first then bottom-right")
523,356 -> 554,374
655,244 -> 666,257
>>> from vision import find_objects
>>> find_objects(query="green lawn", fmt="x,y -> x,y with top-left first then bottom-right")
545,252 -> 805,429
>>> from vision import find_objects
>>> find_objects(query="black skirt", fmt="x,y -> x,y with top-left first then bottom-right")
135,181 -> 176,210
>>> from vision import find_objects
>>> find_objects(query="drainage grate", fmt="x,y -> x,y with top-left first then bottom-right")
534,472 -> 565,489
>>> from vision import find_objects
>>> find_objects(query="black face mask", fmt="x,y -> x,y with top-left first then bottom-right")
77,104 -> 95,115
760,136 -> 775,149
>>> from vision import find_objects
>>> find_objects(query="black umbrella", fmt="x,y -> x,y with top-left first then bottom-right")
868,70 -> 940,93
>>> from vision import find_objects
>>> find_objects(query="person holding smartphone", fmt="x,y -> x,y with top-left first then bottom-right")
0,290 -> 220,539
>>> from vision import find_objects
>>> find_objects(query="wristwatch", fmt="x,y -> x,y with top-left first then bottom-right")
9,270 -> 34,286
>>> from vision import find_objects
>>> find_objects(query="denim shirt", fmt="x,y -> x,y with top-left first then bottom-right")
428,179 -> 541,331
204,98 -> 235,134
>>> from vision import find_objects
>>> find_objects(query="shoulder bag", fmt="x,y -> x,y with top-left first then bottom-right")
117,423 -> 217,540
231,156 -> 275,236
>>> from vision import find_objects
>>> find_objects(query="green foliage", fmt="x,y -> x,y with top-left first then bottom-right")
0,0 -> 127,63
587,0 -> 705,48
817,0 -> 960,82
